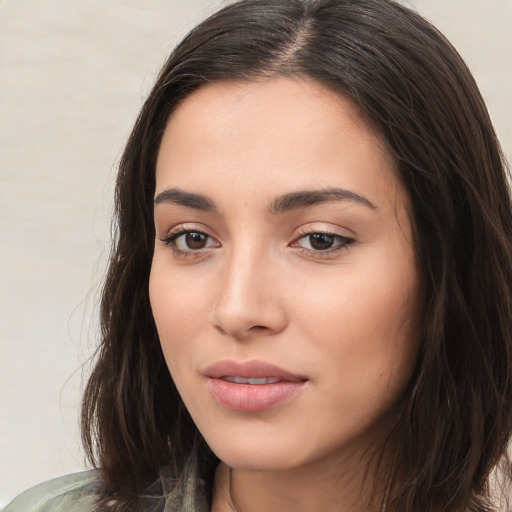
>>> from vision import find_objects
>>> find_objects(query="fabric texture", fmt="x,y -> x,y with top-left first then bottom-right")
3,471 -> 100,512
4,461 -> 209,512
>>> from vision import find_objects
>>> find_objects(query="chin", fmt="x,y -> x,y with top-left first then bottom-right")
212,447 -> 305,473
195,407 -> 397,476
202,429 -> 311,472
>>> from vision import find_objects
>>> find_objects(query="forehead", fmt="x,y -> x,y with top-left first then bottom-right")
163,77 -> 381,152
155,77 -> 404,213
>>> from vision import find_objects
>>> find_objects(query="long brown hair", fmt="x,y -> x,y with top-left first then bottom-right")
82,0 -> 512,510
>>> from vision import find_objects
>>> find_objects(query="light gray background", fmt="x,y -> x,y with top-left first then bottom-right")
1,0 -> 511,507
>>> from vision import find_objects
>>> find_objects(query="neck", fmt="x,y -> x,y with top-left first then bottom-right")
211,442 -> 392,512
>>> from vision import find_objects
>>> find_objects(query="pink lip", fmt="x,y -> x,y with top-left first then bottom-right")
204,360 -> 307,412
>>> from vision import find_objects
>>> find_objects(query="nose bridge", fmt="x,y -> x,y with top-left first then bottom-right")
212,238 -> 286,337
222,244 -> 261,304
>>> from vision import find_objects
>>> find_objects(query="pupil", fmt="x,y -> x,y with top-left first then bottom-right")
310,233 -> 334,250
186,232 -> 207,249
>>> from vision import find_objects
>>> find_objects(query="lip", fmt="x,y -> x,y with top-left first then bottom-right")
204,360 -> 307,412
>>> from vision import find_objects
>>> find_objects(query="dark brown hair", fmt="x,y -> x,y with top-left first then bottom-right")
82,0 -> 512,510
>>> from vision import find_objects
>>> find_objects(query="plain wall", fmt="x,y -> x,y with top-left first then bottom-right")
1,0 -> 511,507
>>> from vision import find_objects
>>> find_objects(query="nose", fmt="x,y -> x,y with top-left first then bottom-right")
211,246 -> 288,339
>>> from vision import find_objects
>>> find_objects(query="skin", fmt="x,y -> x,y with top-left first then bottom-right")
149,77 -> 421,512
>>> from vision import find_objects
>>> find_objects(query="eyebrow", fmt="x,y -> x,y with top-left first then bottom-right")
153,187 -> 376,213
268,188 -> 376,214
154,188 -> 217,211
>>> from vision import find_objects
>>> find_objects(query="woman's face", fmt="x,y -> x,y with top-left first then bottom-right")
150,78 -> 420,472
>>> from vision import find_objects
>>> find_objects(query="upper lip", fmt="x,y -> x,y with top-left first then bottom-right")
204,360 -> 306,382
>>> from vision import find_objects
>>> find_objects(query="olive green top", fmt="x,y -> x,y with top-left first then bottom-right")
3,472 -> 101,512
4,467 -> 209,512
6,469 -> 512,512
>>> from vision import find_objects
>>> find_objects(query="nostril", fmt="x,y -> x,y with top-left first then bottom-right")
211,293 -> 288,338
215,325 -> 228,336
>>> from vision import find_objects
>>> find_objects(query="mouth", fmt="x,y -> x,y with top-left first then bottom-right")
223,376 -> 282,384
204,360 -> 307,412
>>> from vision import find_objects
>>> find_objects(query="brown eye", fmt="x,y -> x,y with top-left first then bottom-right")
163,229 -> 219,254
308,233 -> 335,250
185,232 -> 208,249
293,231 -> 354,254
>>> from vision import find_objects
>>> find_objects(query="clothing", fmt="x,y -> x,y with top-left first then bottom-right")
3,467 -> 209,512
3,472 -> 100,512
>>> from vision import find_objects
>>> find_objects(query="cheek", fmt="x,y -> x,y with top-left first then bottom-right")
291,245 -> 420,396
295,266 -> 417,341
149,250 -> 213,326
149,269 -> 208,417
148,258 -> 208,371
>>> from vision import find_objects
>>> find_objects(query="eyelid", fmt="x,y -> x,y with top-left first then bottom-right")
293,222 -> 355,241
159,224 -> 221,257
290,225 -> 356,257
160,223 -> 219,241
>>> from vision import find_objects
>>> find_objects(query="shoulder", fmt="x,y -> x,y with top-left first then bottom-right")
3,471 -> 100,512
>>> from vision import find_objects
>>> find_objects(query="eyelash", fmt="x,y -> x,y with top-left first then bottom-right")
160,225 -> 215,257
159,225 -> 355,258
293,228 -> 355,257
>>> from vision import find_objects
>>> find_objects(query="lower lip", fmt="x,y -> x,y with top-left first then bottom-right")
208,378 -> 305,412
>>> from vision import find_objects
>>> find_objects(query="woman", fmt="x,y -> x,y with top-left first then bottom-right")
6,0 -> 512,511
